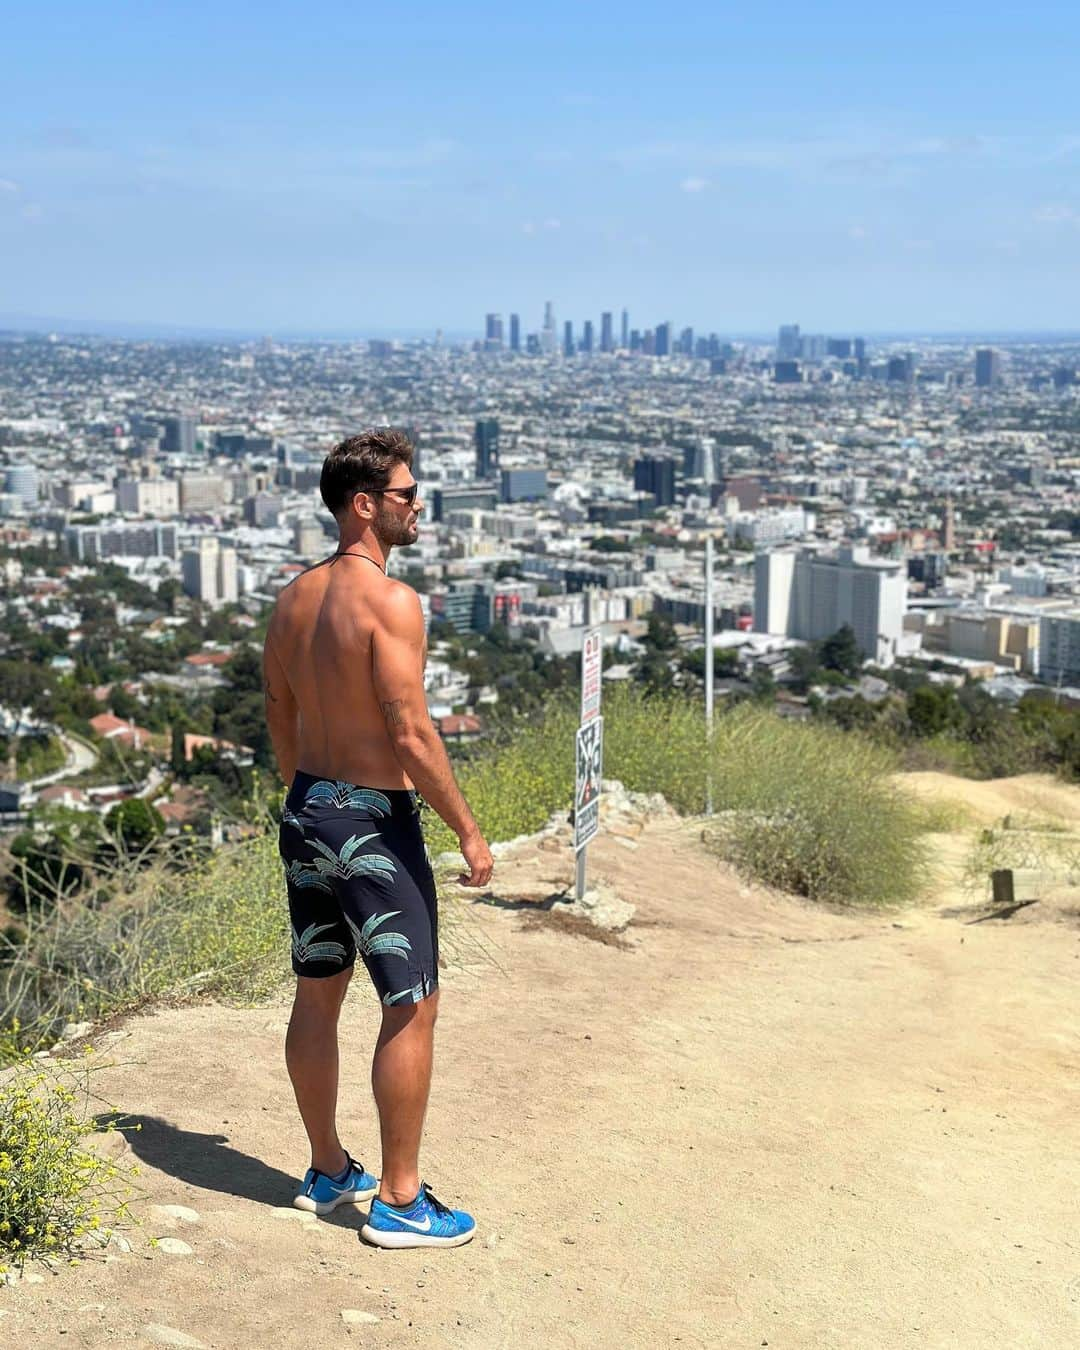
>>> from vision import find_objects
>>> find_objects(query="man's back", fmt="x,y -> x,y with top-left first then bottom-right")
267,556 -> 418,789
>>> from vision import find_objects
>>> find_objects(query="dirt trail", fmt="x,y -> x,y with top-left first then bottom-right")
3,779 -> 1079,1349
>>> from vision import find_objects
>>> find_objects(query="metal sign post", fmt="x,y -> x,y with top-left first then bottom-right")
702,438 -> 715,817
575,627 -> 603,900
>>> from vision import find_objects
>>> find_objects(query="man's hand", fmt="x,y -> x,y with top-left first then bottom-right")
458,830 -> 494,888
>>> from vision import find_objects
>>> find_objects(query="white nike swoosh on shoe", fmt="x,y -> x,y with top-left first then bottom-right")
389,1213 -> 432,1232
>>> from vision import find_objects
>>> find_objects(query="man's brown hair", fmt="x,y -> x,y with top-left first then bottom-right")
320,427 -> 415,518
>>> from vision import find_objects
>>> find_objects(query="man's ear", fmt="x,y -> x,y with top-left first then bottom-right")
349,491 -> 374,524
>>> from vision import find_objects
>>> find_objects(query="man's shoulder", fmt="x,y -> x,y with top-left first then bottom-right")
371,576 -> 423,620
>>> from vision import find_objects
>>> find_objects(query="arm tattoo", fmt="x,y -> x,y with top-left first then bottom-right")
381,698 -> 405,728
264,678 -> 279,705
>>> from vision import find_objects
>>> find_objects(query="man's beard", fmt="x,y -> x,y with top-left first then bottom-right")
372,506 -> 417,550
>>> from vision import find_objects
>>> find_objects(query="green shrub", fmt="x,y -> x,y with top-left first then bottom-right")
429,685 -> 930,909
706,703 -> 932,907
0,1056 -> 139,1270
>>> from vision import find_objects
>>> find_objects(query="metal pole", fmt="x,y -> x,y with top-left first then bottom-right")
703,440 -> 715,816
575,846 -> 587,902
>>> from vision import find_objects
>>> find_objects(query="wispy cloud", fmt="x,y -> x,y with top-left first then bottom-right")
521,217 -> 561,235
349,139 -> 458,171
680,176 -> 708,193
1034,203 -> 1080,226
0,179 -> 19,194
614,134 -> 995,181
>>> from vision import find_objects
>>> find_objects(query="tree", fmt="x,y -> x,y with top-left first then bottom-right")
907,684 -> 964,739
104,798 -> 165,850
820,624 -> 861,677
644,611 -> 678,653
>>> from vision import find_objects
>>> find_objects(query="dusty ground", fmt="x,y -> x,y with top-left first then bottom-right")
2,775 -> 1078,1349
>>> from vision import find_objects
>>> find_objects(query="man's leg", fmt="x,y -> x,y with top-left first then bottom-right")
285,967 -> 353,1176
371,990 -> 439,1205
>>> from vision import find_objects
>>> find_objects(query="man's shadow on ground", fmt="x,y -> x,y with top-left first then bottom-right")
93,1112 -> 368,1230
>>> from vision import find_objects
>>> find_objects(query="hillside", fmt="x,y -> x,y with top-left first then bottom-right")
1,775 -> 1077,1349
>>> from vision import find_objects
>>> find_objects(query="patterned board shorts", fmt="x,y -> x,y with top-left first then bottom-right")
279,771 -> 439,1006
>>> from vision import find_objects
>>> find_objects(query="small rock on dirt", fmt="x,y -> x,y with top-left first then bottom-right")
154,1237 -> 193,1256
151,1205 -> 201,1225
341,1309 -> 381,1325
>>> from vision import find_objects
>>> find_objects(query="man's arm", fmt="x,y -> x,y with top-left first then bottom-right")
372,584 -> 493,887
263,627 -> 299,786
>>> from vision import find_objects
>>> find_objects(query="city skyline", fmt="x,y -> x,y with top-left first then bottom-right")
4,2 -> 1080,334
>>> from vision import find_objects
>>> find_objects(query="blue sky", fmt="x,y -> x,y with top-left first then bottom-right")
2,1 -> 1078,336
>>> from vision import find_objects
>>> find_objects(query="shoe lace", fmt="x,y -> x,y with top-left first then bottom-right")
421,1182 -> 453,1218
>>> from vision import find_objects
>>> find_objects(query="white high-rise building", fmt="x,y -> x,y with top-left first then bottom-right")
179,473 -> 230,512
754,544 -> 907,667
116,477 -> 180,516
182,537 -> 238,606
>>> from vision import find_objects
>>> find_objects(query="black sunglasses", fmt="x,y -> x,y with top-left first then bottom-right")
355,483 -> 419,506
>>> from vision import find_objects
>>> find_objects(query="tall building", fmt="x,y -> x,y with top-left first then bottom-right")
484,313 -> 503,350
541,301 -> 557,355
116,477 -> 180,516
942,497 -> 956,552
3,465 -> 39,508
777,325 -> 801,359
887,354 -> 915,384
501,468 -> 548,503
563,321 -> 574,357
633,455 -> 677,507
582,320 -> 594,354
774,361 -> 803,384
827,338 -> 852,359
179,473 -> 230,512
600,312 -> 614,353
679,326 -> 694,356
432,484 -> 498,523
801,334 -> 827,362
754,544 -> 906,667
654,322 -> 672,357
975,348 -> 1001,389
474,419 -> 501,478
181,537 -> 238,606
293,518 -> 327,559
620,309 -> 629,349
509,313 -> 521,352
163,414 -> 196,455
683,439 -> 725,482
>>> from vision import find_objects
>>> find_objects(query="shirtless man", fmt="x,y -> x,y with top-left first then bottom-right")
263,427 -> 493,1249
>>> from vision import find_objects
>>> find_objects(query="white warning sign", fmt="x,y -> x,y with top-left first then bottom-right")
581,627 -> 602,723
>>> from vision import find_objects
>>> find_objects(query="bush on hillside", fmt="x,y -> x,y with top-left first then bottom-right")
706,704 -> 932,907
0,1057 -> 139,1269
426,684 -> 929,908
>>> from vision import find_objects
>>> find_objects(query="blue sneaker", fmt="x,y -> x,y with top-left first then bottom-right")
361,1182 -> 476,1249
293,1152 -> 378,1215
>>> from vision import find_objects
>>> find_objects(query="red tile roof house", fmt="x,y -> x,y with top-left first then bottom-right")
436,714 -> 484,744
183,650 -> 234,669
88,712 -> 153,751
36,784 -> 89,809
